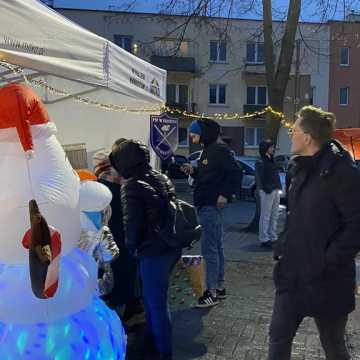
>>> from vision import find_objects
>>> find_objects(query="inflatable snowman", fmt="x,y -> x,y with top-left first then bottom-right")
0,83 -> 126,359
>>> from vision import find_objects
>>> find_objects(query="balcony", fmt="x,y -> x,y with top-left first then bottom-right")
166,102 -> 197,114
243,104 -> 267,114
166,102 -> 188,112
151,55 -> 195,73
243,61 -> 266,76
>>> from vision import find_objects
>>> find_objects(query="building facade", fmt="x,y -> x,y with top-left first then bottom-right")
329,18 -> 360,128
46,5 -> 330,156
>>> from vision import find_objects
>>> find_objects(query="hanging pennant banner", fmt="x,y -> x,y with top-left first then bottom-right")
150,113 -> 179,160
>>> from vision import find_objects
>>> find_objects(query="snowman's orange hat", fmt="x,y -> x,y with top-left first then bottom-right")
0,83 -> 49,153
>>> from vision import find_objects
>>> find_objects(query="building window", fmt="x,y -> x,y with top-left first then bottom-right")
340,47 -> 349,66
339,87 -> 349,106
114,35 -> 133,52
245,127 -> 265,147
209,84 -> 226,104
246,86 -> 267,105
246,42 -> 264,64
179,127 -> 189,147
154,39 -> 189,57
210,41 -> 227,63
309,86 -> 316,105
167,84 -> 188,106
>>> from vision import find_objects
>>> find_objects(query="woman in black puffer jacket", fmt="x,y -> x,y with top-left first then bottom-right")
110,139 -> 181,360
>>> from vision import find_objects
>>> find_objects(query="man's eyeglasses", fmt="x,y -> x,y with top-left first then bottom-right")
288,128 -> 306,136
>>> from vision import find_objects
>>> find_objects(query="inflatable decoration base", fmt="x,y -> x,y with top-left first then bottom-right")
0,297 -> 126,359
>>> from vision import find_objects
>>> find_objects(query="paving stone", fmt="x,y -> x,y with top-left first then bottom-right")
126,186 -> 360,359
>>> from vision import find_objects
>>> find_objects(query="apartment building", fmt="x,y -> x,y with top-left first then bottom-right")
329,16 -> 360,128
44,4 -> 330,156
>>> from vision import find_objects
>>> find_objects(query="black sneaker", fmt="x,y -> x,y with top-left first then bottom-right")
195,290 -> 219,308
216,288 -> 227,299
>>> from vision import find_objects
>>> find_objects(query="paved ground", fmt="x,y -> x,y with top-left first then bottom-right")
125,179 -> 360,360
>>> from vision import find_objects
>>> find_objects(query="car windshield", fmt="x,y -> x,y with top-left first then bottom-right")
188,151 -> 202,161
241,159 -> 256,169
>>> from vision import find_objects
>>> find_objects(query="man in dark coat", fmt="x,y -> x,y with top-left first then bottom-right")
268,106 -> 360,360
182,119 -> 241,308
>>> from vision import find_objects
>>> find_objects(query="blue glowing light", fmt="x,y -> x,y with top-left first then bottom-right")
0,297 -> 126,359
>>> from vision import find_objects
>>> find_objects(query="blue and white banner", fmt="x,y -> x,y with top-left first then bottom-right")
150,113 -> 178,160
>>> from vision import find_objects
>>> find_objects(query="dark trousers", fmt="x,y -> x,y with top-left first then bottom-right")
139,250 -> 181,356
268,292 -> 350,360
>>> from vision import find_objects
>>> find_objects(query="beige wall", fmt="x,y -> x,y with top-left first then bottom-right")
58,9 -> 328,156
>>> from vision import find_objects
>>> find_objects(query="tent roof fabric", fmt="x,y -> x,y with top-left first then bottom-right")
333,128 -> 360,160
0,0 -> 166,107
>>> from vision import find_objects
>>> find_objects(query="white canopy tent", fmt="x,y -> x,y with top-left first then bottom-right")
0,0 -> 166,165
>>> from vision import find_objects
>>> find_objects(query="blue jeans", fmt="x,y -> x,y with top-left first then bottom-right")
198,206 -> 224,292
139,250 -> 181,355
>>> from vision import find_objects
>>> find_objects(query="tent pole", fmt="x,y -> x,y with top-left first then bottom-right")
350,136 -> 356,160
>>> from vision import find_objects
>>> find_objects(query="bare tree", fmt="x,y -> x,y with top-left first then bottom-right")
117,0 -> 354,230
263,0 -> 301,140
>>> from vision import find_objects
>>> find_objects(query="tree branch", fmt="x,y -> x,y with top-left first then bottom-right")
274,0 -> 301,101
263,0 -> 275,93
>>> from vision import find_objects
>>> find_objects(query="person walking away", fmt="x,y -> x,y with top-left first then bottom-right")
269,106 -> 360,360
182,119 -> 240,308
110,139 -> 181,360
255,139 -> 281,248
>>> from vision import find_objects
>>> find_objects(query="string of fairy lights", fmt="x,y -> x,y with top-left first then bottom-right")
0,60 -> 291,127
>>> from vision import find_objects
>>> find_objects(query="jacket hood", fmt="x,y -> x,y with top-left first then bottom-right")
259,139 -> 274,158
109,140 -> 150,179
199,119 -> 220,145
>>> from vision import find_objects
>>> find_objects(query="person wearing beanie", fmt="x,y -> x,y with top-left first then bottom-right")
255,139 -> 281,248
182,119 -> 242,308
110,140 -> 180,360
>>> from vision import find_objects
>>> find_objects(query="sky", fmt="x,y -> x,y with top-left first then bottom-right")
53,0 -> 360,22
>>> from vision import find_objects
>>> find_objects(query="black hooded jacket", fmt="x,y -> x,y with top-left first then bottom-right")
273,140 -> 360,316
110,140 -> 175,256
192,119 -> 241,207
255,148 -> 281,194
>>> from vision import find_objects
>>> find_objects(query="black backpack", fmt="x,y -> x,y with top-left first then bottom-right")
143,171 -> 202,249
159,197 -> 202,249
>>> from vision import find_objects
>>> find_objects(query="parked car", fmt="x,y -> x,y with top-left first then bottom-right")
187,150 -> 203,168
166,154 -> 188,179
187,151 -> 286,201
274,154 -> 291,172
187,149 -> 235,168
235,156 -> 286,201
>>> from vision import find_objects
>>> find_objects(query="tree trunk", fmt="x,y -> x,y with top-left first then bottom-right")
245,0 -> 301,234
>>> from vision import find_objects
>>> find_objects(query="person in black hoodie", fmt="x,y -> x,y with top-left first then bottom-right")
182,119 -> 241,308
93,142 -> 143,321
110,139 -> 180,360
255,139 -> 282,248
268,106 -> 360,360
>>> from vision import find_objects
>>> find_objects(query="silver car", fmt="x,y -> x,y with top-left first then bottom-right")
235,156 -> 286,200
187,151 -> 286,200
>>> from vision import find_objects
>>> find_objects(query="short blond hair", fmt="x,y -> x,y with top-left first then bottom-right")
297,106 -> 336,146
